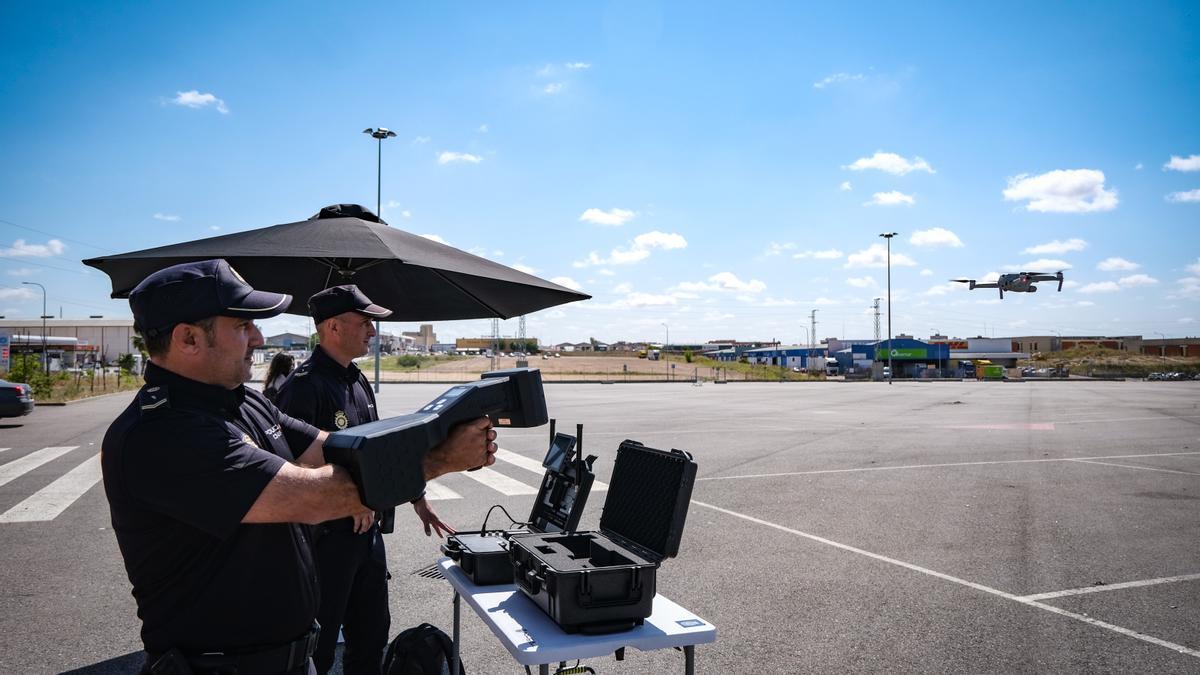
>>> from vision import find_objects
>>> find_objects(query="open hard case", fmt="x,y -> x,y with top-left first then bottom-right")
509,439 -> 697,634
441,423 -> 596,586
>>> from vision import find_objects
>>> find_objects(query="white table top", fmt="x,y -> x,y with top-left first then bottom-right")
439,558 -> 716,666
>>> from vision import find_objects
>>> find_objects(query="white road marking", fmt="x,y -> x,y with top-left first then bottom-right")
1066,459 -> 1200,476
494,448 -> 608,492
0,454 -> 101,523
0,446 -> 79,488
1020,573 -> 1200,602
423,480 -> 462,501
697,451 -> 1200,482
0,448 -> 10,453
691,499 -> 1200,659
460,467 -> 539,496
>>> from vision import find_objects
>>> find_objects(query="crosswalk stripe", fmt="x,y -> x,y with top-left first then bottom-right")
0,454 -> 101,523
494,448 -> 608,492
423,480 -> 462,501
460,467 -> 539,496
0,446 -> 79,488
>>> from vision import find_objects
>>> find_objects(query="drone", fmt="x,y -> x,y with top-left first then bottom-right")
951,271 -> 1064,299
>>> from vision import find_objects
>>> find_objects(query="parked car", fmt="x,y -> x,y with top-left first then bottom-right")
0,379 -> 35,418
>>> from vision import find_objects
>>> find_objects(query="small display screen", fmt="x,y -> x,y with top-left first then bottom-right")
542,433 -> 576,473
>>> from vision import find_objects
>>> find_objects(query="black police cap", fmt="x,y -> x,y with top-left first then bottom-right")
308,285 -> 394,325
129,259 -> 292,337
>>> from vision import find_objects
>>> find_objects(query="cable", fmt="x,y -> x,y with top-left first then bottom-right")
0,218 -> 114,254
480,504 -> 526,532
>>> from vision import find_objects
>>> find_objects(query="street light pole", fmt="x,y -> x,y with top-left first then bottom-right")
878,233 -> 897,384
661,322 -> 669,380
22,281 -> 47,373
1155,331 -> 1167,370
363,127 -> 397,393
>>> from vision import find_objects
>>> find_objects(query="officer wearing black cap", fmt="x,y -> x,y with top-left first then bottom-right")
100,260 -> 497,675
277,284 -> 453,675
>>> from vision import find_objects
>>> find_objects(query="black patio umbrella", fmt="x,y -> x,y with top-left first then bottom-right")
83,204 -> 590,320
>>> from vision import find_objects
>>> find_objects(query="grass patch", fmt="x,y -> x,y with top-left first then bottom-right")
377,354 -> 471,371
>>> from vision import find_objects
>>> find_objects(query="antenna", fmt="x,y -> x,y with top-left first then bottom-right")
872,298 -> 881,342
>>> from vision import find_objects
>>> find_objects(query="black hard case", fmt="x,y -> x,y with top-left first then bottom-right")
510,440 -> 697,634
442,433 -> 595,586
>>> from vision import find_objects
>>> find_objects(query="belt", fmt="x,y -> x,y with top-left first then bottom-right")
148,622 -> 320,675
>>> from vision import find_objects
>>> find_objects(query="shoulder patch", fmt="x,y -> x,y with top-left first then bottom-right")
138,385 -> 170,414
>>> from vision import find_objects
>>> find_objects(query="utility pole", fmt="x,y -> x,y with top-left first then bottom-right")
518,315 -> 527,352
809,309 -> 819,370
872,298 -> 881,342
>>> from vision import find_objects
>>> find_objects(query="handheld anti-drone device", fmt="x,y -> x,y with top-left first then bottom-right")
324,368 -> 548,510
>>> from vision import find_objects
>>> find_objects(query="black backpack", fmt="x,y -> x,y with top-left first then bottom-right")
382,623 -> 464,675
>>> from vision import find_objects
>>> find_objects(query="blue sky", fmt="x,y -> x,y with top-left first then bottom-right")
1,2 -> 1198,345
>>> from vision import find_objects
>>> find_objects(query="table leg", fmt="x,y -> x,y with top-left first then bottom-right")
452,591 -> 461,674
539,664 -> 549,675
684,645 -> 694,675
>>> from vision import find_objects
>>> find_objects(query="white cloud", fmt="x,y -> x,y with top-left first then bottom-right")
920,268 -> 933,276
1079,281 -> 1121,294
171,90 -> 229,114
1166,189 -> 1200,203
1181,317 -> 1195,324
579,208 -> 635,226
511,264 -> 537,275
813,72 -> 865,89
1118,273 -> 1158,287
412,136 -> 431,145
5,268 -> 35,277
1076,300 -> 1095,307
765,242 -> 796,256
1173,277 -> 1200,299
153,212 -> 180,222
865,191 -> 915,207
840,181 -> 852,191
1096,257 -> 1139,272
0,288 -> 36,300
419,234 -> 449,245
844,243 -> 916,268
1003,259 -> 1072,272
924,282 -> 960,296
597,268 -> 615,276
1023,238 -> 1087,255
477,124 -> 489,133
536,64 -> 556,77
438,151 -> 482,165
1188,259 -> 1200,276
550,276 -> 583,291
845,152 -> 934,175
565,62 -> 591,70
910,227 -> 963,247
846,276 -> 877,288
674,272 -> 766,294
209,225 -> 220,231
612,282 -> 633,294
1002,169 -> 1118,213
1164,154 -> 1200,172
0,238 -> 66,257
401,210 -> 412,219
573,231 -> 687,267
793,248 -> 844,260
1135,163 -> 1144,171
813,297 -> 837,305
544,82 -> 564,94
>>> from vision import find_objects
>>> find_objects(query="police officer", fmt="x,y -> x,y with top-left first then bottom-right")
276,285 -> 452,675
101,260 -> 497,675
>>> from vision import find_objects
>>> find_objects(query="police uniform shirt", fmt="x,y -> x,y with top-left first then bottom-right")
275,345 -> 377,436
101,361 -> 322,655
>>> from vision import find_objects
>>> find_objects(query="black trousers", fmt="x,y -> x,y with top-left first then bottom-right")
312,526 -> 390,675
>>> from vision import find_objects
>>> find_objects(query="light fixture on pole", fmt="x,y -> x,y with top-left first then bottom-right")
878,232 -> 897,384
363,127 -> 397,393
1155,331 -> 1167,369
22,281 -> 47,373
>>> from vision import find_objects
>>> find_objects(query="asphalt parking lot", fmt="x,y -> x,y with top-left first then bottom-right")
1,380 -> 1197,673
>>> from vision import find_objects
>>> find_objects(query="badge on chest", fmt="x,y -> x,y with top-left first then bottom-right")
334,410 -> 349,429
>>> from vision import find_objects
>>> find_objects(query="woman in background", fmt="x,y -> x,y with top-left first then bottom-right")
263,352 -> 294,403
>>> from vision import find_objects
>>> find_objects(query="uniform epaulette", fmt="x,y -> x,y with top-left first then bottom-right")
138,385 -> 170,415
292,362 -> 313,377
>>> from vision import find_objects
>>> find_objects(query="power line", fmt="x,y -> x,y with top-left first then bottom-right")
0,218 -> 114,254
0,256 -> 92,276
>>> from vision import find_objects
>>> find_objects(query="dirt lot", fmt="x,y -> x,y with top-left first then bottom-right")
378,353 -> 744,382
